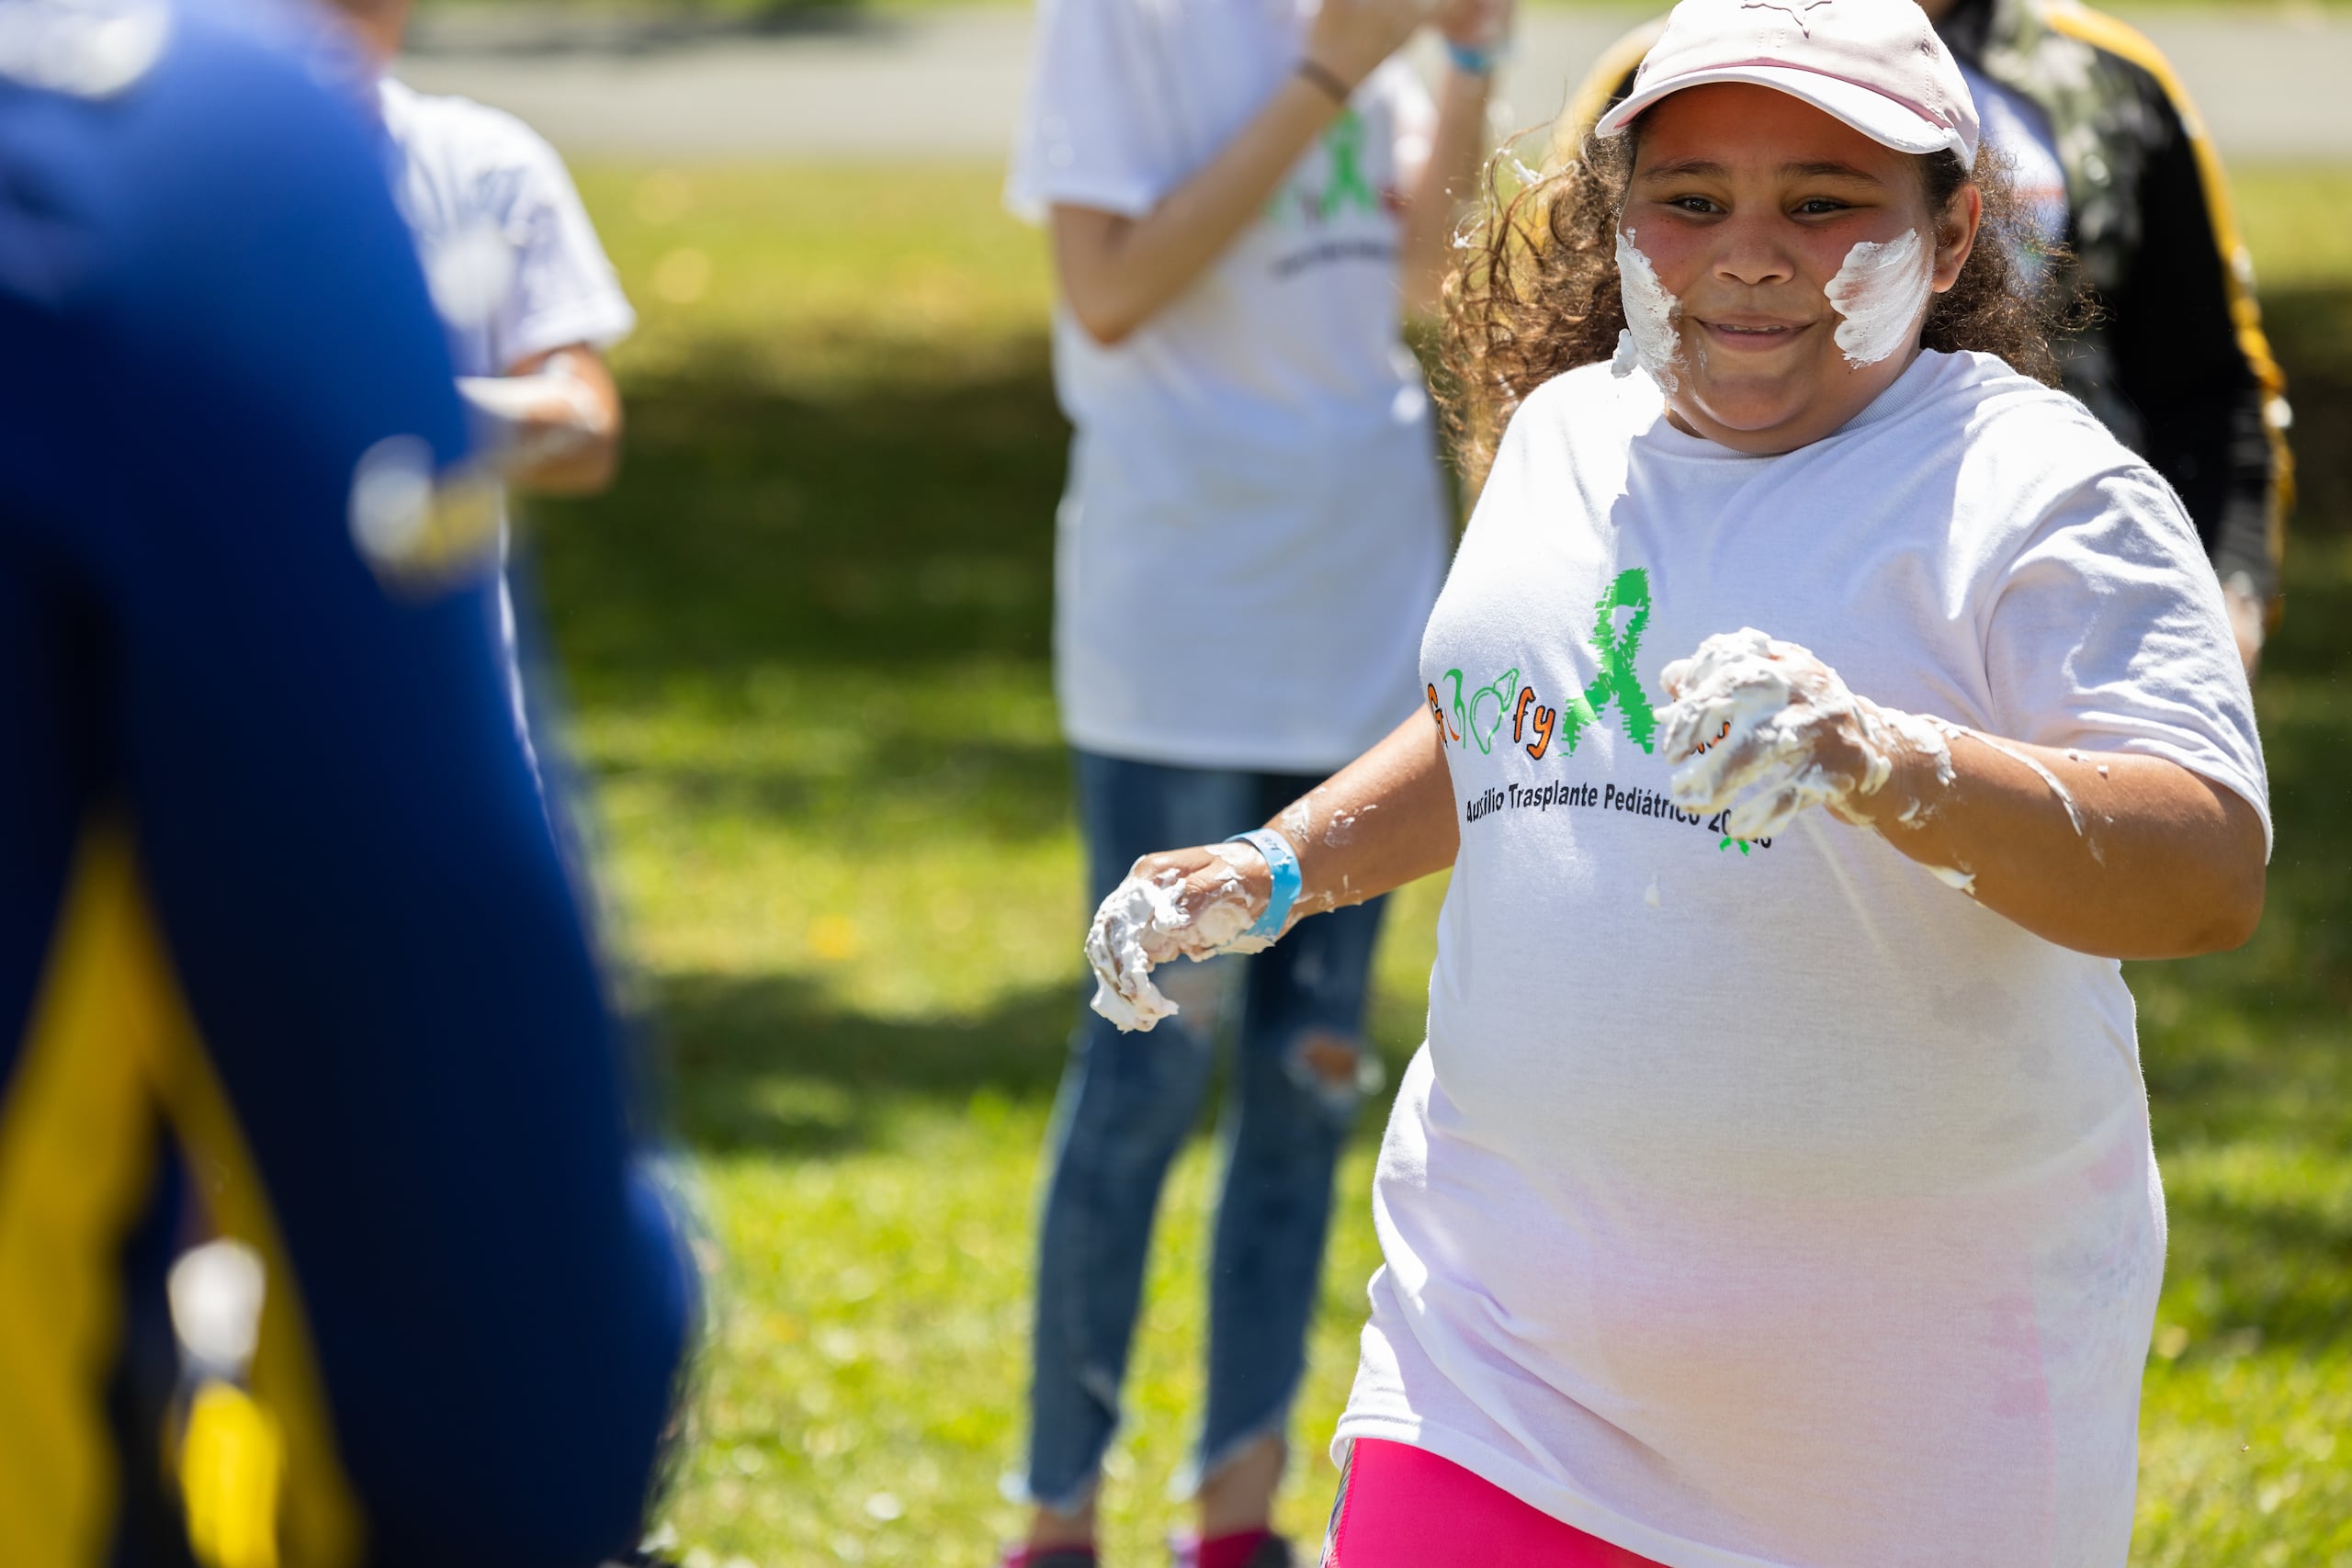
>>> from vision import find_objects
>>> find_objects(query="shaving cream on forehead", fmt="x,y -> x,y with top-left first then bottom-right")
1612,226 -> 1683,394
1825,230 -> 1934,367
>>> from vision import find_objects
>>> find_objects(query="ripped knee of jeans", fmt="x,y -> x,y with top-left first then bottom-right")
1285,1027 -> 1383,1114
1078,1361 -> 1123,1420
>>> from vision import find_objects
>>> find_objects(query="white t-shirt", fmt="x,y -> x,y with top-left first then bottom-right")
1337,352 -> 2267,1568
1006,0 -> 1450,773
379,76 -> 635,378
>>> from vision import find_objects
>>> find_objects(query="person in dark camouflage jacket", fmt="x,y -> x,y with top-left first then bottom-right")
1557,0 -> 2291,673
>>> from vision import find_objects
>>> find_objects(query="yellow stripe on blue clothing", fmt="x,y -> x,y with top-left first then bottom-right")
0,827 -> 363,1568
0,828 -> 164,1568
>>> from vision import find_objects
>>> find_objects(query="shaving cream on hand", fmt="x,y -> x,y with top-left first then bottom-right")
1084,844 -> 1273,1032
1658,628 -> 1951,840
1825,230 -> 1934,367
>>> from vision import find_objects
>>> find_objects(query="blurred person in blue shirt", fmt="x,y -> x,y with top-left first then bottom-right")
0,1 -> 694,1564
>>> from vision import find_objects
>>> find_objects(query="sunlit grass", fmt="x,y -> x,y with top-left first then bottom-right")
533,163 -> 2352,1566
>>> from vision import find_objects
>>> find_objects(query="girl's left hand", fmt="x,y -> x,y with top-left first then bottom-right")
1658,627 -> 1949,839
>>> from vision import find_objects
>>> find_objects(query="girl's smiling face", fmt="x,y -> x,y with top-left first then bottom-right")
1620,84 -> 1982,455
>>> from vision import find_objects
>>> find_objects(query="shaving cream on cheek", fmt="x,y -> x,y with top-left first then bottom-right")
1612,226 -> 1684,394
1825,230 -> 1934,367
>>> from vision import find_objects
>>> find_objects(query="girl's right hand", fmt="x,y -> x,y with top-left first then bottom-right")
1084,843 -> 1276,1032
1305,0 -> 1443,92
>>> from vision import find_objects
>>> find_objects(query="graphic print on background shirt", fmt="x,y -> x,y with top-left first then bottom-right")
1428,568 -> 1773,853
1262,107 -> 1408,279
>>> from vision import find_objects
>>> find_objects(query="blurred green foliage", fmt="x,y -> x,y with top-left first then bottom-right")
533,162 -> 2352,1565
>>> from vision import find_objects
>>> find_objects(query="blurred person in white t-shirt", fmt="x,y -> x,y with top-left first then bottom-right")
1003,2 -> 1510,1565
326,0 -> 634,776
330,0 -> 632,497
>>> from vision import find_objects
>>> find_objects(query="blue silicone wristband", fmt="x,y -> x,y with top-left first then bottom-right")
1227,829 -> 1302,943
1444,37 -> 1508,77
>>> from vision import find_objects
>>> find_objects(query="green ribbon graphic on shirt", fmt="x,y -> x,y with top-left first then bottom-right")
1559,568 -> 1658,754
1317,109 -> 1378,220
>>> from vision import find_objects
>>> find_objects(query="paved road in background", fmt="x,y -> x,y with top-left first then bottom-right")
400,5 -> 2352,162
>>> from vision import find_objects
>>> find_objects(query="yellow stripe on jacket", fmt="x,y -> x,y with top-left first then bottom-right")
0,827 -> 363,1568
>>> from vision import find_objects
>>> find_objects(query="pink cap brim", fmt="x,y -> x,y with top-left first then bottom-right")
1595,63 -> 1974,163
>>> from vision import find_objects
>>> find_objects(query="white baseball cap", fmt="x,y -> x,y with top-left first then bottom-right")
1595,0 -> 1980,165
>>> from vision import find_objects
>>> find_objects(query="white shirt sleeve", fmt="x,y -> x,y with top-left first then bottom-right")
490,128 -> 636,370
1982,466 -> 2271,848
1005,0 -> 1170,223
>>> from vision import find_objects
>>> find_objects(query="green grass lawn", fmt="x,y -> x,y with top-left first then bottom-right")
534,163 -> 2352,1566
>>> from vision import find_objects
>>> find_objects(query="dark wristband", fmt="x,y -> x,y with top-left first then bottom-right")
1295,58 -> 1353,105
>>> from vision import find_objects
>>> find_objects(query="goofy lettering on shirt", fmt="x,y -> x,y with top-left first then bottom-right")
1431,568 -> 1772,853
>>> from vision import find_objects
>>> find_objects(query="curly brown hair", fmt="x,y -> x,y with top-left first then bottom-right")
1436,128 -> 2074,482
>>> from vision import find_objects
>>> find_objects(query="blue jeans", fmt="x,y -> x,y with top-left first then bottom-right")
1025,750 -> 1387,1512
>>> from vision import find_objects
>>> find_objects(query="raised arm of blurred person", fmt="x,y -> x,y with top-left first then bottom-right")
0,8 -> 688,1560
1049,0 -> 1513,344
1397,0 -> 1515,311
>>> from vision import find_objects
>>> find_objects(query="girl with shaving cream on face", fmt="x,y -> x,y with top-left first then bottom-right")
1085,0 -> 2268,1562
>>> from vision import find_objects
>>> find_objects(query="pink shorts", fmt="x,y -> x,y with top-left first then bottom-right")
1323,1438 -> 1671,1568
